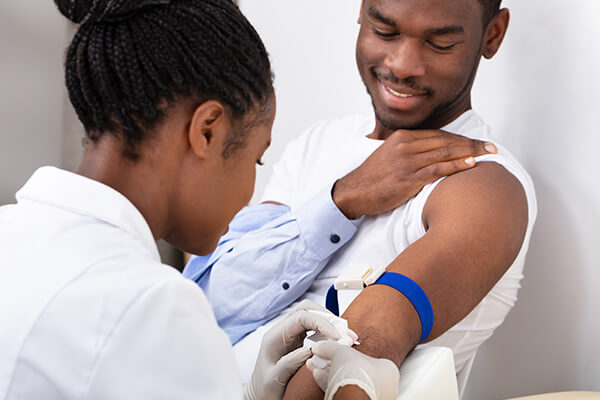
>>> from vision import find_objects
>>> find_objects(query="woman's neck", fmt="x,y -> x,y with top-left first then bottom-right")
77,137 -> 170,241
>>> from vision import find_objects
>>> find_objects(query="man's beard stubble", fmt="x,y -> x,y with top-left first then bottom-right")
367,61 -> 479,132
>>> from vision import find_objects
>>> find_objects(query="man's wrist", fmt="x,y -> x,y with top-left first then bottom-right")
294,186 -> 362,260
331,179 -> 362,220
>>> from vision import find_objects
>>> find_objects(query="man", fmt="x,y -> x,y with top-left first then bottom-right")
184,0 -> 537,398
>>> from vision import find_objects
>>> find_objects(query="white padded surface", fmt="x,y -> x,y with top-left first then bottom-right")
397,347 -> 459,400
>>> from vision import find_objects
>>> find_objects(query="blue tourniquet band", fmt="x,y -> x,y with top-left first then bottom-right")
325,285 -> 340,317
325,272 -> 434,343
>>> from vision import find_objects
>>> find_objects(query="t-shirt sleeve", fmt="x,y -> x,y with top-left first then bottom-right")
85,278 -> 241,400
402,149 -> 537,255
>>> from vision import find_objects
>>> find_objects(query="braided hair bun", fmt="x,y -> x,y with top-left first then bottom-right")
54,0 -> 274,160
54,0 -> 171,24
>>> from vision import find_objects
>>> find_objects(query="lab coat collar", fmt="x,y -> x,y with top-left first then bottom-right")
16,166 -> 161,261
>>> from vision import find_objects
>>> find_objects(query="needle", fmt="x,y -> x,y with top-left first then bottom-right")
356,326 -> 373,341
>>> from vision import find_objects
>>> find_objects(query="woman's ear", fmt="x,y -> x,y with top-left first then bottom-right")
188,100 -> 229,159
482,8 -> 510,59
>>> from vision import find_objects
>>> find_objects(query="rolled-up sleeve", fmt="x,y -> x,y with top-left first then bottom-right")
183,185 -> 361,344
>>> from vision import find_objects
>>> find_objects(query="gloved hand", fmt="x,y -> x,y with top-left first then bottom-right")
306,340 -> 400,400
243,300 -> 342,400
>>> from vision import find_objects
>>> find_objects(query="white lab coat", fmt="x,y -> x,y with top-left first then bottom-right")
0,167 -> 242,399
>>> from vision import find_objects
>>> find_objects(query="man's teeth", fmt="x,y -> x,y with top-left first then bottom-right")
386,86 -> 414,98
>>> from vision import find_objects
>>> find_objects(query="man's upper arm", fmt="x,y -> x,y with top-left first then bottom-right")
419,161 -> 529,336
344,161 -> 529,360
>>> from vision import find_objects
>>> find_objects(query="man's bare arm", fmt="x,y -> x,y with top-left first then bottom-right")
283,162 -> 529,399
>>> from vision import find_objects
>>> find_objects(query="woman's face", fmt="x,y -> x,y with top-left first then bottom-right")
167,102 -> 275,256
210,109 -> 275,245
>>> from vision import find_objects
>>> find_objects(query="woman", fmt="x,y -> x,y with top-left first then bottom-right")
0,1 -> 396,399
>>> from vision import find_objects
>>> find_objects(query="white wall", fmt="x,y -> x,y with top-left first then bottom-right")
0,1 -> 68,205
241,0 -> 371,204
240,0 -> 600,397
465,2 -> 600,397
0,3 -> 183,266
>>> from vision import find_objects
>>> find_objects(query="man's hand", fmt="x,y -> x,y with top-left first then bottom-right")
333,129 -> 497,219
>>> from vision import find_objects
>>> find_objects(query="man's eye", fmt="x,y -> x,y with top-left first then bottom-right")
427,41 -> 456,51
373,28 -> 397,39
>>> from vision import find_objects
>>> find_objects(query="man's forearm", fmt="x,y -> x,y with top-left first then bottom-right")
341,285 -> 421,364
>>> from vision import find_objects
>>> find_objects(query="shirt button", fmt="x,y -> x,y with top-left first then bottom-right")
330,234 -> 341,244
282,282 -> 290,290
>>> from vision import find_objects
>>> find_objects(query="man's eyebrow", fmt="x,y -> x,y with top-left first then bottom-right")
367,7 -> 465,36
367,6 -> 395,27
424,26 -> 465,36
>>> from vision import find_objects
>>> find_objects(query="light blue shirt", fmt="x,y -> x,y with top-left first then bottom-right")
183,186 -> 361,344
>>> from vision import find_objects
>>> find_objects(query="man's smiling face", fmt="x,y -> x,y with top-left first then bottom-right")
357,0 -> 488,132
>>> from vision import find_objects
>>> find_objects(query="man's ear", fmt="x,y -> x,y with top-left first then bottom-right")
188,100 -> 228,159
482,8 -> 510,59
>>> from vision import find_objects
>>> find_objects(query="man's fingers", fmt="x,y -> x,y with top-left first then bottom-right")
415,157 -> 478,182
407,136 -> 496,156
391,128 -> 447,142
415,143 -> 494,167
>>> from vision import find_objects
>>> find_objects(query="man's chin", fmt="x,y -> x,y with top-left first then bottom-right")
375,109 -> 426,131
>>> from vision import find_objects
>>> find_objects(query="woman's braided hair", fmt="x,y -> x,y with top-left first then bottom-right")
54,0 -> 274,160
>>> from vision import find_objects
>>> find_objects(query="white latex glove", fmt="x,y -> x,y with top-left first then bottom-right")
306,340 -> 400,400
243,300 -> 342,400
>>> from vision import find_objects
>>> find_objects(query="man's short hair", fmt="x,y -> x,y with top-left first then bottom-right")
479,0 -> 502,25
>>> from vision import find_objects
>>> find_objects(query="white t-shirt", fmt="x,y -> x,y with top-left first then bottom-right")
261,111 -> 537,376
0,167 -> 241,400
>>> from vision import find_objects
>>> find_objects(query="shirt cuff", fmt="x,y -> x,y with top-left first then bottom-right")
294,185 -> 363,260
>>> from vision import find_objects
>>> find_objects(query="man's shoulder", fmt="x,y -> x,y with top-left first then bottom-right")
443,110 -> 536,213
444,110 -> 489,139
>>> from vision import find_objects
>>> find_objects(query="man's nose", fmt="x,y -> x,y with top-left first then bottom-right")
383,38 -> 426,80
